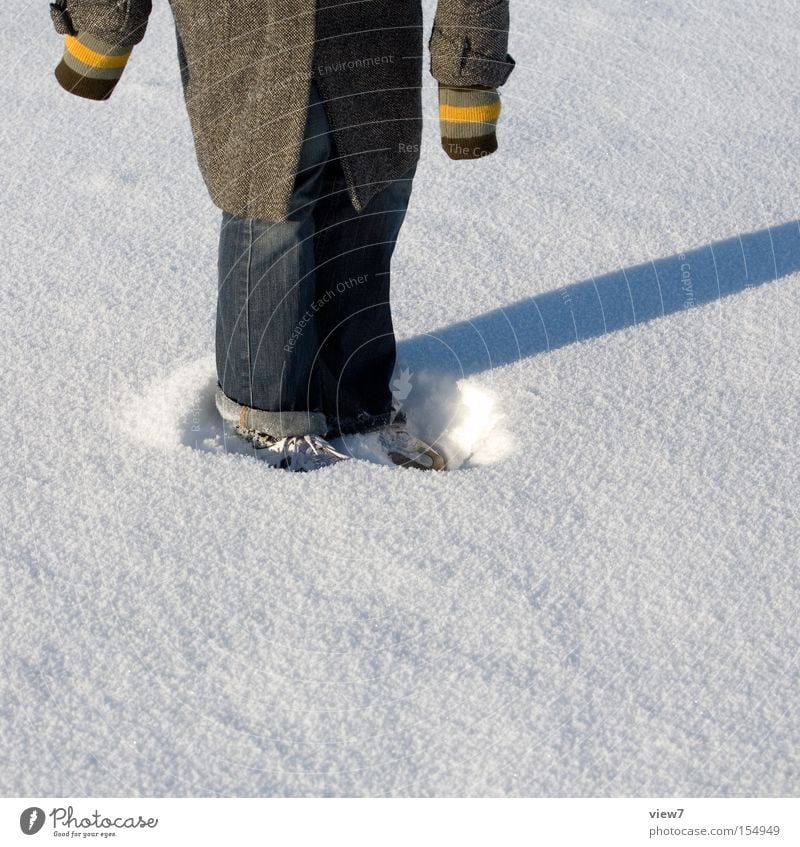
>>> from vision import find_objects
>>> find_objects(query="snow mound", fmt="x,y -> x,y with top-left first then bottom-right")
385,368 -> 512,468
113,354 -> 222,453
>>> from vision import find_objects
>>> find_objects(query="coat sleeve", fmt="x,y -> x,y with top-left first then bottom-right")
429,0 -> 515,89
49,1 -> 153,100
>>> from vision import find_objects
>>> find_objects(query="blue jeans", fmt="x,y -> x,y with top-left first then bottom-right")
216,82 -> 415,439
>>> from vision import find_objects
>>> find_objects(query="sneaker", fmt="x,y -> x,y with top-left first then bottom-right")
232,424 -> 349,471
378,424 -> 447,471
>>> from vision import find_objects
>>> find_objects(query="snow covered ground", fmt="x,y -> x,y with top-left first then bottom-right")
2,1 -> 799,796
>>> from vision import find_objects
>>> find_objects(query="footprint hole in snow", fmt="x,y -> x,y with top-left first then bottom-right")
112,356 -> 511,469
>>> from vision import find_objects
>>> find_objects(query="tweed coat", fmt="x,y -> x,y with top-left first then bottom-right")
51,1 -> 514,220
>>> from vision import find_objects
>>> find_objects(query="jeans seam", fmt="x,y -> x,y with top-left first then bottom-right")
245,217 -> 254,408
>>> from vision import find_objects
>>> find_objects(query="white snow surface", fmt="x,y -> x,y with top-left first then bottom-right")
2,1 -> 799,796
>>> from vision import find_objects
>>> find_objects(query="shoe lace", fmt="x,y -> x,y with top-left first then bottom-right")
293,435 -> 319,454
279,435 -> 348,461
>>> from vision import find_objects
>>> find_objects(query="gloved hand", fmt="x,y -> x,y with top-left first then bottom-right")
438,84 -> 502,160
49,0 -> 151,100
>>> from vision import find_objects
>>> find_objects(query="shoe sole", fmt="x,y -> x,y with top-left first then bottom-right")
387,450 -> 447,471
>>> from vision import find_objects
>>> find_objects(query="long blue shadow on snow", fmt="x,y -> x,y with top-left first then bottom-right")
398,220 -> 800,376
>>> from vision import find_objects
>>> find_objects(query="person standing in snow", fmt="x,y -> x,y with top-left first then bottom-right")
49,0 -> 514,471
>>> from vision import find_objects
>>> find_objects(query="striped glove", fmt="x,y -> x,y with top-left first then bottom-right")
49,0 -> 149,100
438,85 -> 502,160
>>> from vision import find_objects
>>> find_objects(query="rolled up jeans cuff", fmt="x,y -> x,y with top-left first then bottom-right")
215,387 -> 327,439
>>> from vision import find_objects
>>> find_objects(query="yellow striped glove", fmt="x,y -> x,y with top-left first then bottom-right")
49,0 -> 149,100
438,85 -> 502,160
